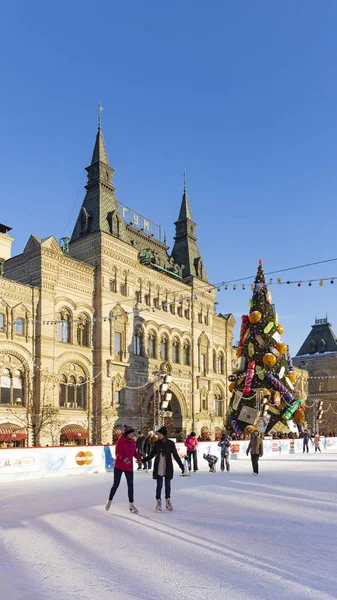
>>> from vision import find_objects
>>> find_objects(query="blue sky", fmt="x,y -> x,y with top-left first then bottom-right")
1,0 -> 337,355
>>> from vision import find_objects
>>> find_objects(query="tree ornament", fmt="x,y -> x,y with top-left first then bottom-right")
276,342 -> 287,355
262,353 -> 277,367
244,425 -> 256,435
229,382 -> 236,392
277,324 -> 284,335
256,365 -> 265,380
248,342 -> 255,357
273,391 -> 281,407
279,366 -> 285,379
264,322 -> 274,334
288,371 -> 296,384
249,310 -> 262,323
255,334 -> 265,348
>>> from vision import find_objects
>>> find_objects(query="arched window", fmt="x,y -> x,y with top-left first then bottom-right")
218,353 -> 224,375
214,386 -> 224,417
59,375 -> 66,407
160,335 -> 168,361
183,341 -> 191,366
0,365 -> 25,406
133,328 -> 143,356
213,349 -> 217,372
77,314 -> 90,347
110,306 -> 127,361
57,309 -> 71,343
59,364 -> 87,410
0,313 -> 4,331
172,338 -> 180,363
148,331 -> 156,359
200,388 -> 208,412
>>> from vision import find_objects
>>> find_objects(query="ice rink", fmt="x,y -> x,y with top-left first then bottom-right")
1,454 -> 337,600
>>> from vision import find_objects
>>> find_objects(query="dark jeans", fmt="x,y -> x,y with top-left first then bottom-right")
109,467 -> 134,503
303,441 -> 309,453
251,454 -> 260,474
156,475 -> 171,499
315,447 -> 321,453
221,455 -> 230,471
187,450 -> 198,471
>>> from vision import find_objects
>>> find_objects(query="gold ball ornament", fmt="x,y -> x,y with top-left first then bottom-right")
276,342 -> 287,355
229,382 -> 236,392
244,425 -> 256,436
263,388 -> 272,398
288,371 -> 296,384
262,353 -> 277,367
277,324 -> 284,335
294,408 -> 305,424
249,311 -> 262,323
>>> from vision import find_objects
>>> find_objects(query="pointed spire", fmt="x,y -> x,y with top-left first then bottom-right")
254,259 -> 266,285
178,169 -> 193,221
91,126 -> 109,165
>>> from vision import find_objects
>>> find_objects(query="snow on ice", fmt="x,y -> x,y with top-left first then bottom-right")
1,454 -> 337,600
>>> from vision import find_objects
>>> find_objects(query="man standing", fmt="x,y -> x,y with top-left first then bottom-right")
246,430 -> 263,475
302,429 -> 312,453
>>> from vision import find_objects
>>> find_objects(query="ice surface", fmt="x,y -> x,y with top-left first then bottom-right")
1,454 -> 337,600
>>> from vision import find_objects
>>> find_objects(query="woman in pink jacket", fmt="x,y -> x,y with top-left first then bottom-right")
184,432 -> 199,473
105,427 -> 142,513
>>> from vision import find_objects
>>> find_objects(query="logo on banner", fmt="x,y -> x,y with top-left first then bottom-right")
0,457 -> 36,469
75,451 -> 93,466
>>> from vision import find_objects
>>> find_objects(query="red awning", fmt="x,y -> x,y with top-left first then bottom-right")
0,422 -> 27,442
60,424 -> 89,439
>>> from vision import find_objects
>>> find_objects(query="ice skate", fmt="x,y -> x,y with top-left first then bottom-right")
155,499 -> 162,512
129,503 -> 139,513
105,500 -> 111,511
166,499 -> 173,511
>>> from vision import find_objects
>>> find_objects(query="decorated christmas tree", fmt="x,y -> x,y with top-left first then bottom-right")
227,260 -> 306,436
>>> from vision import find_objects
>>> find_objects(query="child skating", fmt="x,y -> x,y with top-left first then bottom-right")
218,434 -> 231,472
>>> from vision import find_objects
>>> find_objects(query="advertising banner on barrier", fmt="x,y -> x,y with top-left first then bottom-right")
0,450 -> 40,474
65,446 -> 104,470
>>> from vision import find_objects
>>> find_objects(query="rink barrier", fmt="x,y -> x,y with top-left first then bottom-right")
0,437 -> 336,482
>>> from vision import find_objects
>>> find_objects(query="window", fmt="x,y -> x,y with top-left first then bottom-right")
57,310 -> 71,343
201,390 -> 208,412
183,342 -> 191,366
170,303 -> 175,315
114,332 -> 122,360
177,305 -> 183,317
184,308 -> 190,319
135,290 -> 141,303
145,294 -> 150,306
114,391 -> 120,404
109,279 -> 116,292
153,297 -> 159,308
0,367 -> 24,406
59,366 -> 87,409
218,353 -> 224,375
133,329 -> 142,356
160,336 -> 168,361
77,315 -> 90,347
15,318 -> 24,335
0,313 -> 5,331
172,339 -> 180,363
213,350 -> 217,372
204,315 -> 208,325
214,400 -> 224,417
198,313 -> 202,324
318,380 -> 325,392
162,300 -> 168,312
200,353 -> 206,376
214,386 -> 224,417
148,332 -> 156,359
112,216 -> 119,237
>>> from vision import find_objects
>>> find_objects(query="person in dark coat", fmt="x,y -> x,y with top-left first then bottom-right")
218,434 -> 231,472
136,431 -> 146,469
302,429 -> 313,453
143,431 -> 156,472
143,426 -> 184,512
246,430 -> 263,474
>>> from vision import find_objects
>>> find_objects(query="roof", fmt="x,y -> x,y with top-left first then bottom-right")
0,224 -> 12,234
296,318 -> 337,356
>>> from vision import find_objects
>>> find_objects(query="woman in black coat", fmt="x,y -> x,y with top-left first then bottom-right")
143,426 -> 184,512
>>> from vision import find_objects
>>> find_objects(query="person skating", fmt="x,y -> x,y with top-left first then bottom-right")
136,431 -> 146,469
184,431 -> 199,472
143,426 -> 184,512
302,429 -> 313,453
246,430 -> 263,475
105,427 -> 142,513
203,453 -> 218,472
143,431 -> 156,472
314,433 -> 321,453
218,434 -> 231,472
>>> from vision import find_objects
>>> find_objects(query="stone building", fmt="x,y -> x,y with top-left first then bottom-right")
0,126 -> 235,446
293,317 -> 337,433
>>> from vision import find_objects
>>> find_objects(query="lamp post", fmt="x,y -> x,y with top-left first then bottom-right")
154,373 -> 173,431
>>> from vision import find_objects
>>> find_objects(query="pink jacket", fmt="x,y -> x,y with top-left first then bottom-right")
114,435 -> 142,471
185,436 -> 198,452
314,434 -> 321,448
